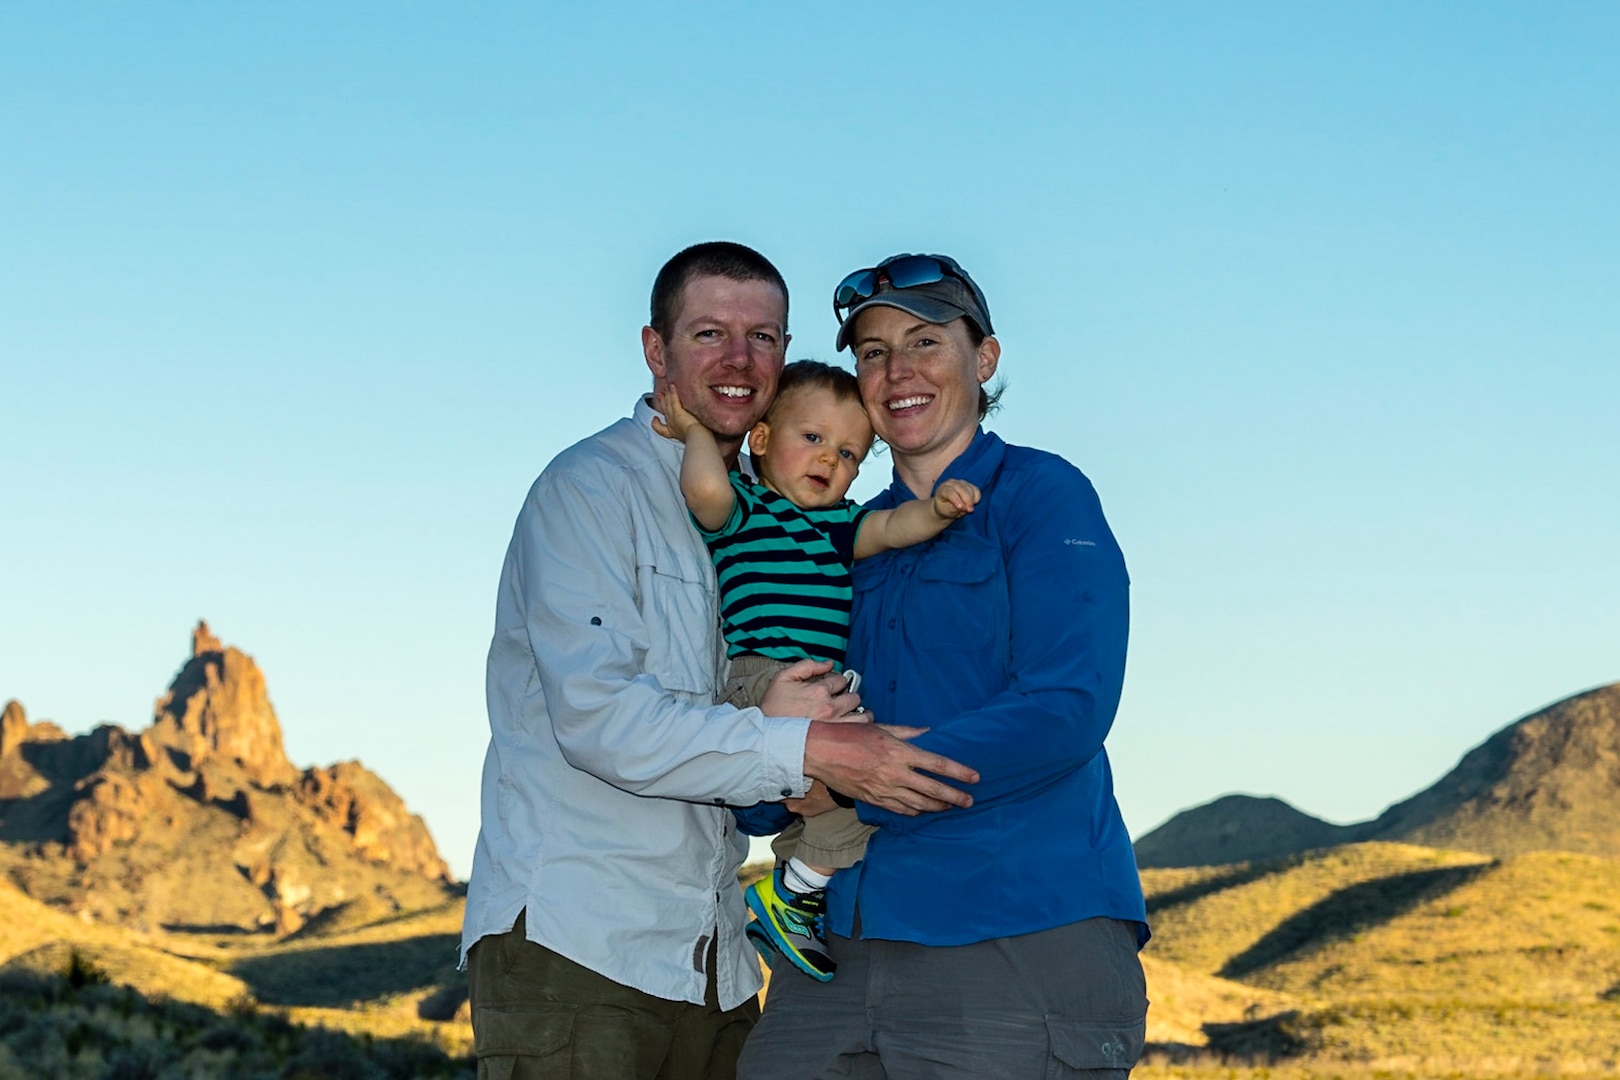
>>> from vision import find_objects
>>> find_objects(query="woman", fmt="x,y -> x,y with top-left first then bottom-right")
739,254 -> 1149,1079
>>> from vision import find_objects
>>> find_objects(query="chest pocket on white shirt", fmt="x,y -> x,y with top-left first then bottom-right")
639,549 -> 718,696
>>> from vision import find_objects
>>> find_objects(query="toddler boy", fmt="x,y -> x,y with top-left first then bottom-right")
653,360 -> 979,981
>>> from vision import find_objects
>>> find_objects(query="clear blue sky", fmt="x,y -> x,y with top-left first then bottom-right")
4,3 -> 1616,878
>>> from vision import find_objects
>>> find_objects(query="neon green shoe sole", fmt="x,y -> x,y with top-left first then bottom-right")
744,868 -> 835,982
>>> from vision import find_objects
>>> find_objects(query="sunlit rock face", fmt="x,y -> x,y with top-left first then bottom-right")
0,621 -> 453,935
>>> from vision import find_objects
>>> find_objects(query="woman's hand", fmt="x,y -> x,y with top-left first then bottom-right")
760,659 -> 864,721
785,780 -> 839,818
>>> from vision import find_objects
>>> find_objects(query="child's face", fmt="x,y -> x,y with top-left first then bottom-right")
749,386 -> 874,509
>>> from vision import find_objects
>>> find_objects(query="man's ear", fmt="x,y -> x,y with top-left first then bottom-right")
748,422 -> 771,459
976,335 -> 1001,384
642,326 -> 666,379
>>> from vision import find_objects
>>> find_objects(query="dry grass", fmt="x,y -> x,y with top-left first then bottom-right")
3,842 -> 1618,1075
1141,842 -> 1495,976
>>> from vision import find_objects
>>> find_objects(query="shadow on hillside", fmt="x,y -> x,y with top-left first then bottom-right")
161,922 -> 266,935
0,958 -> 471,1078
1219,862 -> 1494,979
230,933 -> 461,1009
1144,859 -> 1298,916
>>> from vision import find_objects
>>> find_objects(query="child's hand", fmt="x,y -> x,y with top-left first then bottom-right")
932,478 -> 981,520
650,385 -> 701,441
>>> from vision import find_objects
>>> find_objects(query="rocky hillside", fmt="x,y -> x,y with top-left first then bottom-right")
1137,681 -> 1620,868
0,621 -> 453,935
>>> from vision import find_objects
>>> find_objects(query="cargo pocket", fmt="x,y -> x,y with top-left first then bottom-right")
1044,1015 -> 1145,1076
475,1002 -> 575,1063
640,549 -> 716,696
910,540 -> 1002,650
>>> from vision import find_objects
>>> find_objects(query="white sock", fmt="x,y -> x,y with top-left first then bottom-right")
783,857 -> 832,895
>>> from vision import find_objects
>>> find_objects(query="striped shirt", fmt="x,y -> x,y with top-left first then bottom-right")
697,474 -> 870,668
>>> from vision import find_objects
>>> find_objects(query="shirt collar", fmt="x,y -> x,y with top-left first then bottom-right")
635,394 -> 684,475
879,426 -> 1006,504
636,393 -> 760,482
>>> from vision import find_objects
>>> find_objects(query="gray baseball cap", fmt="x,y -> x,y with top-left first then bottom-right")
834,254 -> 994,352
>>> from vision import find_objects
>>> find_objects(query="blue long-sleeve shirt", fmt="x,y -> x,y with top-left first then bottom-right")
829,428 -> 1149,946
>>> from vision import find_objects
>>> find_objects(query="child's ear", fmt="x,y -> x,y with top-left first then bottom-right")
748,422 -> 771,458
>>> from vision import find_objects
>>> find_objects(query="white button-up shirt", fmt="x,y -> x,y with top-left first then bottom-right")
460,396 -> 811,1010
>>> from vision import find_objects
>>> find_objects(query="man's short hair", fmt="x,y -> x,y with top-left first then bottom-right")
649,241 -> 789,340
765,360 -> 862,423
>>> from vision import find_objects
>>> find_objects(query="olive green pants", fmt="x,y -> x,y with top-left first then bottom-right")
721,654 -> 877,869
467,909 -> 758,1079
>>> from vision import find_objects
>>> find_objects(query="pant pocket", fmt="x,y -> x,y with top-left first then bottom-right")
475,1002 -> 576,1061
1044,1015 -> 1144,1076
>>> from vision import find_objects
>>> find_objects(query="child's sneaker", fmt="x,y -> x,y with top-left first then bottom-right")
744,866 -> 835,981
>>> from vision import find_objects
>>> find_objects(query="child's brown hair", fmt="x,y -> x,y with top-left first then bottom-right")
765,360 -> 862,424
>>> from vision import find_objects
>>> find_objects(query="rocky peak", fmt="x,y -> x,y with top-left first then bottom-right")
149,620 -> 296,787
1,701 -> 26,757
0,622 -> 453,935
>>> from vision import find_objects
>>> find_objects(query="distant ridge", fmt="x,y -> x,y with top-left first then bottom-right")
1136,681 -> 1620,868
0,621 -> 453,934
1133,795 -> 1356,870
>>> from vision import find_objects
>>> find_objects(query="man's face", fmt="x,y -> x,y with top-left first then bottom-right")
643,274 -> 789,447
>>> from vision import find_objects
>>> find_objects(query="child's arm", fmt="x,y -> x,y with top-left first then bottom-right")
853,478 -> 980,559
650,386 -> 736,532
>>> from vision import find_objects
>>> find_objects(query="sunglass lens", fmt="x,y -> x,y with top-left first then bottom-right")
880,256 -> 947,290
834,270 -> 877,313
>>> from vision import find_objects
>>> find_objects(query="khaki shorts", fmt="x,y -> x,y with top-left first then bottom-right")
720,654 -> 876,870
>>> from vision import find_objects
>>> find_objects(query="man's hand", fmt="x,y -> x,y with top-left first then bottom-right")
803,722 -> 978,816
650,385 -> 701,442
760,658 -> 863,722
932,478 -> 981,521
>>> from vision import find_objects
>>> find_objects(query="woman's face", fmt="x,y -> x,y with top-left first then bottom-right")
850,305 -> 999,469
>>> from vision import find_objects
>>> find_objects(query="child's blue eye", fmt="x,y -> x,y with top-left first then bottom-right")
840,449 -> 855,460
804,433 -> 821,443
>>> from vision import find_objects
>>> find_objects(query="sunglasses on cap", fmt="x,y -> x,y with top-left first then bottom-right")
832,254 -> 992,328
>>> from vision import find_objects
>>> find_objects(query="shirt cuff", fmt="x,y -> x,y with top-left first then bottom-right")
757,714 -> 813,801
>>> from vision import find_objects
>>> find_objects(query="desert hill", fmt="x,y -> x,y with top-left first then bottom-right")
1132,795 -> 1359,870
0,621 -> 454,935
1137,841 -> 1620,1072
1135,681 -> 1620,869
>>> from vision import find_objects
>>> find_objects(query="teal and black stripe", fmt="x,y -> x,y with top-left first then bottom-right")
699,476 -> 868,667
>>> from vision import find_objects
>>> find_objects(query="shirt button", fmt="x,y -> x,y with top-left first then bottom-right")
780,788 -> 793,798
887,618 -> 896,629
590,616 -> 602,626
713,797 -> 725,805
887,680 -> 896,691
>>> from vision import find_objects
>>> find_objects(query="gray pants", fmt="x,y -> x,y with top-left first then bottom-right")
737,917 -> 1147,1079
721,654 -> 876,870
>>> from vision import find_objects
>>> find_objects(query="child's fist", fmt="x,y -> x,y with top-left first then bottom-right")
933,478 -> 981,520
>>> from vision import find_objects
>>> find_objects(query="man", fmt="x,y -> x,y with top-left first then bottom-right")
460,242 -> 979,1080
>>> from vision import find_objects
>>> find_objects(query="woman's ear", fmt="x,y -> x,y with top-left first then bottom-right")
748,422 -> 771,458
976,335 -> 1001,384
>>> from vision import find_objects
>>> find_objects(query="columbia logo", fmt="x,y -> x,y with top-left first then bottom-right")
1063,539 -> 1096,546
